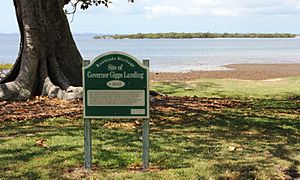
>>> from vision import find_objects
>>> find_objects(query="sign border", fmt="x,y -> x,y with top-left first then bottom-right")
82,51 -> 150,119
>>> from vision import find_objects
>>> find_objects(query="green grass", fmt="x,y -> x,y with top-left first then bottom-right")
152,77 -> 300,99
0,63 -> 12,70
0,77 -> 299,179
1,100 -> 299,179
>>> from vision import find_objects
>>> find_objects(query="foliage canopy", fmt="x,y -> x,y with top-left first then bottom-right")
65,0 -> 134,14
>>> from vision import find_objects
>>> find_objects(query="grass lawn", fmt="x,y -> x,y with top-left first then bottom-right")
0,77 -> 299,179
152,77 -> 300,99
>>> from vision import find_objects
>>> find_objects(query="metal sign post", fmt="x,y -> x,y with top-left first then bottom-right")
142,60 -> 150,170
84,118 -> 92,169
82,52 -> 150,170
83,60 -> 92,169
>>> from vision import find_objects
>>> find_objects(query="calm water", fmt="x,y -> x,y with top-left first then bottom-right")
1,34 -> 300,72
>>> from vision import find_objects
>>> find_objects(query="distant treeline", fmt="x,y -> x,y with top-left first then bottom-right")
94,32 -> 296,39
0,64 -> 12,70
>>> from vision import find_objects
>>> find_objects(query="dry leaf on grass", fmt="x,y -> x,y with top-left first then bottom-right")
0,95 -> 244,122
35,139 -> 49,148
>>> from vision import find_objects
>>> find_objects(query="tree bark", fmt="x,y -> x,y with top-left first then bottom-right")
0,0 -> 83,100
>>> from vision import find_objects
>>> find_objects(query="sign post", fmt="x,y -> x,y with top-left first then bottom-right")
142,60 -> 150,170
83,52 -> 150,170
84,118 -> 92,169
83,60 -> 92,169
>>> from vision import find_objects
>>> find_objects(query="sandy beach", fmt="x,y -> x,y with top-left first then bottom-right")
150,63 -> 300,81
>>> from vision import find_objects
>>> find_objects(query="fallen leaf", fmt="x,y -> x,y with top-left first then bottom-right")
35,139 -> 48,148
228,146 -> 237,151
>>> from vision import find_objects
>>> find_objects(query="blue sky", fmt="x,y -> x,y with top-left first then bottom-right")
1,0 -> 300,34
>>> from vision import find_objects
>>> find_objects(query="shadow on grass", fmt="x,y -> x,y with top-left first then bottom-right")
0,97 -> 299,178
149,97 -> 300,178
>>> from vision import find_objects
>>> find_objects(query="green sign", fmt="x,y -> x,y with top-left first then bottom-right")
83,51 -> 149,118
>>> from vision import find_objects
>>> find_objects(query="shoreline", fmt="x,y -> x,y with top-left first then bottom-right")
1,63 -> 300,81
150,63 -> 300,81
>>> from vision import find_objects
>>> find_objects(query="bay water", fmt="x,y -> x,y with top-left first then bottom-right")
1,34 -> 299,72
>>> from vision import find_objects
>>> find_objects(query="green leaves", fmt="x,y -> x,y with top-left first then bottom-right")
80,0 -> 110,9
64,0 -> 134,15
79,0 -> 133,10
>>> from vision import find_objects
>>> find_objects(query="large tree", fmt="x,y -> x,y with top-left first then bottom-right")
0,0 -> 126,100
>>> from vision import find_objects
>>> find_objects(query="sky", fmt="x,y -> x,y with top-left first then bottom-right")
0,0 -> 300,34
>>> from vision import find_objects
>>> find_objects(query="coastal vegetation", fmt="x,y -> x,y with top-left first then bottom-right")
0,63 -> 12,70
94,32 -> 297,39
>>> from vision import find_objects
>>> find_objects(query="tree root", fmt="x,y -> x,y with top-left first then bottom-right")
42,77 -> 82,100
0,81 -> 32,100
0,77 -> 82,101
47,54 -> 71,90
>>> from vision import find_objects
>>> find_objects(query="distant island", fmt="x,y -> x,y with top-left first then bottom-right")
94,32 -> 296,39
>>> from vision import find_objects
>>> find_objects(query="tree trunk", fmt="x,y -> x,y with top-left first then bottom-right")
0,0 -> 83,100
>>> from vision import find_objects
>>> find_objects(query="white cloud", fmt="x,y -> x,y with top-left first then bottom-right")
212,8 -> 239,17
142,0 -> 300,18
73,0 -> 300,18
145,5 -> 181,17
